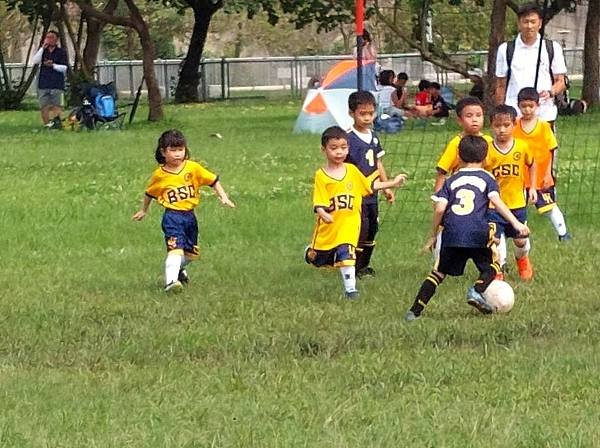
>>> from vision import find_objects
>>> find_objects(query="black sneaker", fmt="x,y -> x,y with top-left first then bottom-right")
356,267 -> 376,279
345,290 -> 360,300
559,232 -> 572,242
178,269 -> 189,285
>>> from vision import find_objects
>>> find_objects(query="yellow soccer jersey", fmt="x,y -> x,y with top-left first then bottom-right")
145,160 -> 218,211
514,118 -> 558,189
310,164 -> 378,251
436,133 -> 494,174
485,139 -> 533,209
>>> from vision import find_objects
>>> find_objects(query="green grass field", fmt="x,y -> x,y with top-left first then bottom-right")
1,100 -> 600,447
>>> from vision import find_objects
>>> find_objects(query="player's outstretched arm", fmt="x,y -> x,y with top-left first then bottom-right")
490,195 -> 530,237
433,169 -> 447,194
132,195 -> 153,221
377,159 -> 395,204
315,207 -> 333,223
373,173 -> 407,191
212,181 -> 236,208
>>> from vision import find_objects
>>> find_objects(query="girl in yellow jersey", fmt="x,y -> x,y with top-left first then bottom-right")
305,126 -> 406,299
133,129 -> 235,292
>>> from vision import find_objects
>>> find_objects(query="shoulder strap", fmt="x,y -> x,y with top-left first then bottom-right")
505,39 -> 516,92
545,39 -> 555,83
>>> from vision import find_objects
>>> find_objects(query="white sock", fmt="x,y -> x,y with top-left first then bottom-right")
340,266 -> 356,293
514,238 -> 531,260
547,206 -> 568,237
497,233 -> 507,268
165,252 -> 183,285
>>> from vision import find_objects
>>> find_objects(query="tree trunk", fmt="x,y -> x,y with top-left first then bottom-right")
82,0 -> 118,74
582,0 -> 600,106
127,0 -> 163,121
174,0 -> 222,103
486,0 -> 507,108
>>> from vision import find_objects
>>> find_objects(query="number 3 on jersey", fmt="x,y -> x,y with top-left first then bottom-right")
451,188 -> 475,216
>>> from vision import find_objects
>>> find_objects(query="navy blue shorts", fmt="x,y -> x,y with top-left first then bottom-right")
305,244 -> 356,268
488,207 -> 527,239
532,186 -> 557,214
162,209 -> 199,258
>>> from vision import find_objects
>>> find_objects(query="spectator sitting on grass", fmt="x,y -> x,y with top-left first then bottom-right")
378,69 -> 404,118
430,82 -> 450,121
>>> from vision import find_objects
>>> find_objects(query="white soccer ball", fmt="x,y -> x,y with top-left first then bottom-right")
483,280 -> 515,314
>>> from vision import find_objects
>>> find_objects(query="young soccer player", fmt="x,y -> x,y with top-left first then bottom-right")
305,126 -> 406,299
132,129 -> 235,292
486,105 -> 536,281
514,87 -> 571,241
405,136 -> 529,321
433,97 -> 492,192
345,91 -> 395,278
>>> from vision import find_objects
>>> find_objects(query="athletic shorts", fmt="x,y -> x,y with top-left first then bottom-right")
488,207 -> 527,239
38,89 -> 63,108
437,246 -> 494,277
162,209 -> 199,259
532,186 -> 557,214
305,244 -> 356,268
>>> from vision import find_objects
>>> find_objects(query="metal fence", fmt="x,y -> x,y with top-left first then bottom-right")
2,48 -> 585,101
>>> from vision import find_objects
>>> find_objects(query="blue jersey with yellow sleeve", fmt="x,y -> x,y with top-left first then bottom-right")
346,128 -> 385,205
145,160 -> 218,211
436,134 -> 494,174
432,168 -> 499,248
484,138 -> 533,209
310,163 -> 378,251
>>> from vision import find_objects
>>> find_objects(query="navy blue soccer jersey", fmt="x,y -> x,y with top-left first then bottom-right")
432,168 -> 499,248
346,128 -> 385,204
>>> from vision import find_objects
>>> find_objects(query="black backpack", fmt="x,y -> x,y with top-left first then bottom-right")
505,38 -> 569,109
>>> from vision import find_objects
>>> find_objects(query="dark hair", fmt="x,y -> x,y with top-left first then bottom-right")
456,96 -> 484,117
363,30 -> 372,43
397,72 -> 408,81
490,104 -> 518,122
517,87 -> 540,104
321,126 -> 348,147
155,129 -> 190,164
379,70 -> 396,86
348,90 -> 376,111
430,82 -> 441,90
46,30 -> 59,38
517,2 -> 543,19
417,79 -> 430,91
459,135 -> 488,163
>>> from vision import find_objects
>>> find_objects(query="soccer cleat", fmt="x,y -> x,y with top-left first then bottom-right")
559,232 -> 572,242
178,269 -> 189,285
356,266 -> 376,279
516,256 -> 533,281
345,290 -> 360,300
404,310 -> 421,322
165,281 -> 183,293
466,287 -> 493,314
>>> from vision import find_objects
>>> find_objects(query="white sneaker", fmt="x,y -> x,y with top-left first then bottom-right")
165,281 -> 183,293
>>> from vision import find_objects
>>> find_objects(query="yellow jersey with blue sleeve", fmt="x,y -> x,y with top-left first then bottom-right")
437,133 -> 494,174
145,160 -> 218,211
514,118 -> 558,189
310,164 -> 378,251
484,138 -> 533,209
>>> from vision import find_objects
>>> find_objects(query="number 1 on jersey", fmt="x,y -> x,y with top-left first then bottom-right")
365,149 -> 375,167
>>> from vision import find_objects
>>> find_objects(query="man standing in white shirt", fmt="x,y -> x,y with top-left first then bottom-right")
494,3 -> 566,126
32,31 -> 68,126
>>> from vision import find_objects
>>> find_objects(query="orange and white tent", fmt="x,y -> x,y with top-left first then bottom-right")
294,60 -> 377,134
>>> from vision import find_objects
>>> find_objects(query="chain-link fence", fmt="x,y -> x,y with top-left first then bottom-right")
2,48 -> 585,101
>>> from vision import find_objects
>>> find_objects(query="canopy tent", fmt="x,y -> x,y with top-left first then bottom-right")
293,60 -> 377,134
